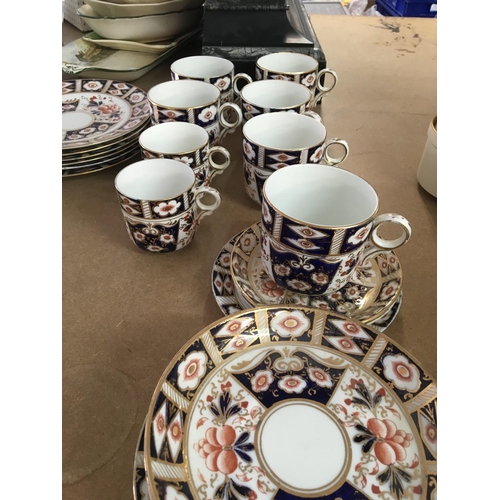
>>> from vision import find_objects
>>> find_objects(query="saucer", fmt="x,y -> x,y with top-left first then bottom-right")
143,306 -> 437,500
212,223 -> 403,330
62,79 -> 151,151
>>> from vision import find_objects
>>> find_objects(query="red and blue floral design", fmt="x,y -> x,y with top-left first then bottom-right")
144,307 -> 437,500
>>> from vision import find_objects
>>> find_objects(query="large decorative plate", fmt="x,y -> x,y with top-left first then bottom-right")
211,228 -> 403,333
144,306 -> 437,500
62,79 -> 151,150
231,222 -> 402,324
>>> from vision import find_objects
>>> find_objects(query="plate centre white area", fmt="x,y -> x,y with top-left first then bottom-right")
255,399 -> 350,496
62,111 -> 95,131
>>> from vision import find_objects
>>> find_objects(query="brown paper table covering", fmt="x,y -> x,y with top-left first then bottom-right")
62,15 -> 437,500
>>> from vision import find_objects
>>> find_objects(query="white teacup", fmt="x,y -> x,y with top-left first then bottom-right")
254,52 -> 338,108
260,164 -> 412,293
170,55 -> 235,103
243,111 -> 349,170
147,80 -> 242,146
115,159 -> 221,253
139,122 -> 231,187
232,79 -> 319,121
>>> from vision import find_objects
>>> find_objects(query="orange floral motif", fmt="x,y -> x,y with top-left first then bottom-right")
195,425 -> 239,474
366,418 -> 413,466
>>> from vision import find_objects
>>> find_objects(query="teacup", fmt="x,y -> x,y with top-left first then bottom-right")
121,206 -> 211,254
232,78 -> 320,121
260,225 -> 365,295
260,164 -> 412,293
147,80 -> 243,146
115,158 -> 221,252
138,122 -> 231,187
254,52 -> 338,108
170,55 -> 235,103
242,111 -> 349,171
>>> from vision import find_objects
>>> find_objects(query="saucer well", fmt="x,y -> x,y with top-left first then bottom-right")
231,222 -> 403,325
143,306 -> 437,500
211,226 -> 403,332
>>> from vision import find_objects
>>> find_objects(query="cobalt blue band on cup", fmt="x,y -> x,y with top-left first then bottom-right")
254,52 -> 338,109
147,80 -> 242,146
260,224 -> 365,295
170,55 -> 236,103
261,163 -> 412,257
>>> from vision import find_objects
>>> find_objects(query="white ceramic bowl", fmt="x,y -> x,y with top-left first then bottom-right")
77,4 -> 203,43
84,0 -> 204,18
100,0 -> 171,4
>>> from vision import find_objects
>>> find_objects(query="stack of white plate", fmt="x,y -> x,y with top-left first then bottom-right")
62,78 -> 151,177
77,0 -> 204,43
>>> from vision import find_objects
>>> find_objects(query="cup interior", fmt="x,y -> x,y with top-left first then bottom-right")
242,80 -> 311,108
171,55 -> 233,79
139,122 -> 208,154
243,112 -> 325,149
258,52 -> 317,73
264,164 -> 378,227
148,80 -> 219,108
115,159 -> 195,201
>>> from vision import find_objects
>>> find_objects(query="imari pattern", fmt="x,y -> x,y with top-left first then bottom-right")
264,71 -> 317,89
118,189 -> 193,220
123,210 -> 197,254
242,137 -> 325,171
261,198 -> 373,256
144,306 -> 436,500
62,79 -> 151,149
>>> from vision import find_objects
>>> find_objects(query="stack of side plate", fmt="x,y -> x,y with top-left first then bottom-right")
62,79 -> 151,177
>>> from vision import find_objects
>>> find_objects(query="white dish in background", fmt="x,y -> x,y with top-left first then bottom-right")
102,0 -> 173,4
62,28 -> 201,81
83,31 -> 180,54
77,4 -> 203,43
84,0 -> 204,18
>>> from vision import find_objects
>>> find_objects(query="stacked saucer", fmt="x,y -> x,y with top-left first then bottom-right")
212,222 -> 404,332
62,79 -> 151,177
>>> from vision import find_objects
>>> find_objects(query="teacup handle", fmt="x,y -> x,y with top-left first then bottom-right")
323,138 -> 349,166
310,68 -> 338,108
219,102 -> 243,142
207,146 -> 231,180
193,186 -> 221,220
370,213 -> 412,250
233,73 -> 254,97
302,110 -> 323,122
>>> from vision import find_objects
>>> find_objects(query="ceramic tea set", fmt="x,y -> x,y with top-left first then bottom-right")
62,51 -> 436,500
